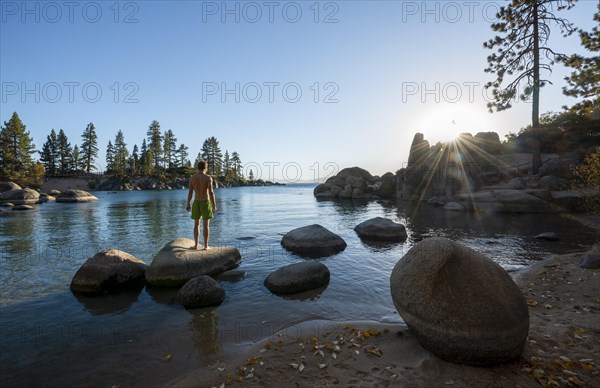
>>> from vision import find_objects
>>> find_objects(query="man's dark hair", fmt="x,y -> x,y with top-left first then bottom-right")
198,160 -> 207,171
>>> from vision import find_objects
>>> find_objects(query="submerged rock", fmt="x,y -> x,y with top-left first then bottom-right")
145,238 -> 242,287
56,189 -> 98,202
354,217 -> 407,242
264,261 -> 330,295
70,249 -> 148,294
175,276 -> 226,308
0,189 -> 40,205
281,224 -> 347,258
390,238 -> 529,366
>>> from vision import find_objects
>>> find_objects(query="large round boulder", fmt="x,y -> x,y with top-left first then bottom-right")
264,261 -> 330,294
0,182 -> 21,193
175,276 -> 226,308
12,204 -> 34,211
145,238 -> 242,287
354,217 -> 407,242
56,189 -> 98,202
281,224 -> 347,258
390,238 -> 529,366
70,249 -> 148,294
0,188 -> 40,205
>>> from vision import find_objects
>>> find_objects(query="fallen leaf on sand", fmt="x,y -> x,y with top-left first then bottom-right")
264,342 -> 272,349
527,299 -> 538,307
367,347 -> 383,357
290,363 -> 299,369
332,353 -> 337,360
298,363 -> 305,372
319,364 -> 326,369
246,357 -> 261,366
164,354 -> 172,361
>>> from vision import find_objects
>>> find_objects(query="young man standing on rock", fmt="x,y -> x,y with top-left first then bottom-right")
186,160 -> 217,250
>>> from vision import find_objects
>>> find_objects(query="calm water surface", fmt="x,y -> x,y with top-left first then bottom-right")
0,184 -> 596,386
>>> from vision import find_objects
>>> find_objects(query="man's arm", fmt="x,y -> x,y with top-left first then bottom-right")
208,177 -> 217,212
186,177 -> 194,211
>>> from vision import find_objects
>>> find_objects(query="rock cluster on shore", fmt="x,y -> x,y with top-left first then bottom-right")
314,167 -> 397,200
0,183 -> 97,207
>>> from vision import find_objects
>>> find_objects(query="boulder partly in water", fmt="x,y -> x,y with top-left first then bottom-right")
70,249 -> 148,294
390,237 -> 529,366
281,224 -> 347,258
264,261 -> 330,295
56,189 -> 98,202
354,217 -> 407,242
145,238 -> 242,287
175,276 -> 226,308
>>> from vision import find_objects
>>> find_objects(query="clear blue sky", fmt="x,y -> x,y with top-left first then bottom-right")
0,0 -> 596,181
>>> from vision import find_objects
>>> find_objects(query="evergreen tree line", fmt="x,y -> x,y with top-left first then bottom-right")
0,114 -> 247,185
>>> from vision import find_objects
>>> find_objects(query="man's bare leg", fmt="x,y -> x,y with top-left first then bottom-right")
193,220 -> 200,250
202,219 -> 210,250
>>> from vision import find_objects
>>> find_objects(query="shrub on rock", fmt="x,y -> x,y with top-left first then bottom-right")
390,237 -> 529,366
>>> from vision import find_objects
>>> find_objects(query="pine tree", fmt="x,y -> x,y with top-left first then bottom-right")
484,0 -> 576,173
71,144 -> 81,172
113,130 -> 129,176
147,120 -> 162,169
140,139 -> 153,175
80,122 -> 98,173
201,136 -> 223,176
56,129 -> 72,175
163,129 -> 177,169
177,143 -> 189,169
194,152 -> 203,169
223,150 -> 231,175
39,129 -> 59,176
130,144 -> 139,174
249,169 -> 255,181
563,3 -> 599,117
0,112 -> 37,183
231,151 -> 242,178
106,140 -> 115,173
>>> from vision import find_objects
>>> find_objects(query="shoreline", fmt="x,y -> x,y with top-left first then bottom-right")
171,249 -> 600,388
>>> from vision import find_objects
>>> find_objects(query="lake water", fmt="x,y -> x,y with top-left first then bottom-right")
0,184 -> 597,386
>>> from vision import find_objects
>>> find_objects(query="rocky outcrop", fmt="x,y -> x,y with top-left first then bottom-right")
175,276 -> 226,308
390,238 -> 529,366
145,238 -> 242,287
0,189 -> 40,205
264,261 -> 330,294
354,217 -> 407,242
70,249 -> 148,294
56,190 -> 98,202
0,182 -> 21,193
281,224 -> 347,258
314,167 -> 396,200
538,155 -> 581,180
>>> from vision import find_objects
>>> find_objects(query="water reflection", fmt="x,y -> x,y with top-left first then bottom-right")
278,285 -> 328,301
188,308 -> 221,359
72,285 -> 143,315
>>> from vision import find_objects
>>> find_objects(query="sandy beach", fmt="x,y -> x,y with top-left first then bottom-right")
172,249 -> 599,388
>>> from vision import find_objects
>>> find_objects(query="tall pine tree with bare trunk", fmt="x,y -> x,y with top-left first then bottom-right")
484,0 -> 576,173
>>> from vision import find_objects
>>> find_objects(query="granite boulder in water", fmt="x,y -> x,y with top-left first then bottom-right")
354,217 -> 407,242
70,249 -> 148,294
281,224 -> 346,258
175,276 -> 226,308
145,238 -> 242,287
264,261 -> 330,294
0,188 -> 39,205
56,189 -> 98,202
390,237 -> 529,366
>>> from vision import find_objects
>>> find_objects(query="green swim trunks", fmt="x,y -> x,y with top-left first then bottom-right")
191,200 -> 213,220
